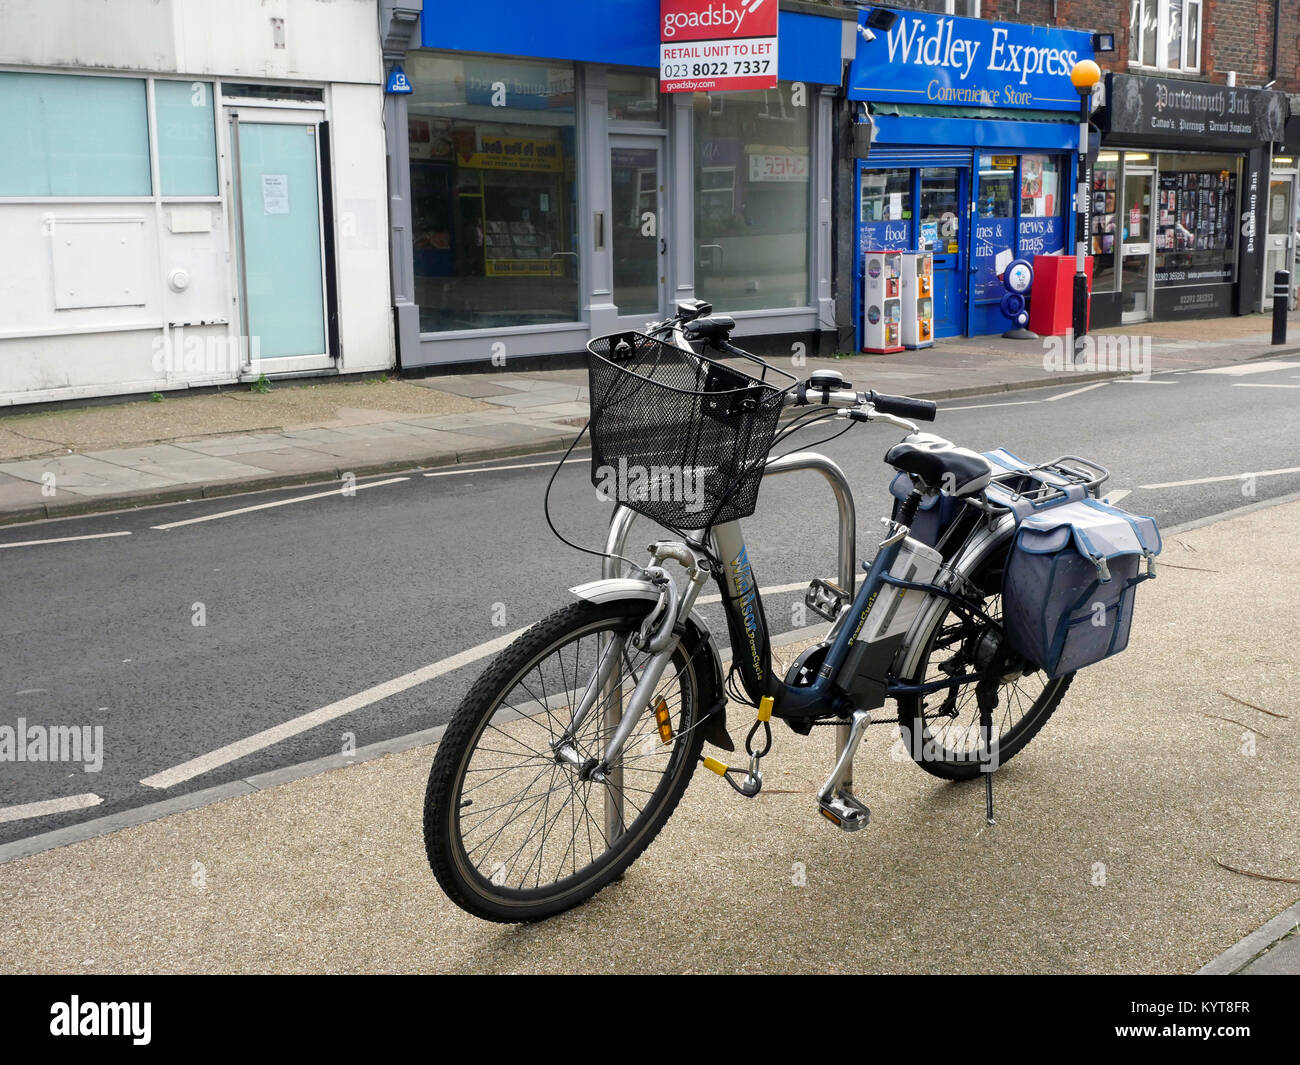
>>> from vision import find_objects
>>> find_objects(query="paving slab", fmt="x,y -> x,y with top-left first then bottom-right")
0,471 -> 47,509
89,444 -> 277,485
1240,932 -> 1300,974
1,453 -> 180,496
173,433 -> 300,457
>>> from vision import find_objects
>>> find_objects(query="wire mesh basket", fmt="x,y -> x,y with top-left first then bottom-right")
586,332 -> 796,529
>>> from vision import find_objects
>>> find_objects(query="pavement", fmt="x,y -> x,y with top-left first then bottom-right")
0,495 -> 1296,974
1,310 -> 1297,526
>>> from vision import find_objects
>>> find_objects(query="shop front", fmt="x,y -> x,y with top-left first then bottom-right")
1091,73 -> 1288,326
847,9 -> 1095,342
381,0 -> 853,370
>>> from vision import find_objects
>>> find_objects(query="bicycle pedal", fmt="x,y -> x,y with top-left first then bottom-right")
817,788 -> 871,832
805,578 -> 849,623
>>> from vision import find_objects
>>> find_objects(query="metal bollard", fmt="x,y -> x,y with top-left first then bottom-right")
1273,270 -> 1290,345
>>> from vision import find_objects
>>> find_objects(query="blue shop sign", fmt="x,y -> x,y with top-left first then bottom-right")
848,8 -> 1094,112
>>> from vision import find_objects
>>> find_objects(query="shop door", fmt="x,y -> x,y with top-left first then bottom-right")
1263,172 -> 1296,310
610,138 -> 666,321
227,107 -> 332,369
1119,168 -> 1153,323
919,166 -> 967,338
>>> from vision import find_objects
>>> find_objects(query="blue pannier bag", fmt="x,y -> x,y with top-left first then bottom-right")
888,471 -> 961,548
1002,498 -> 1162,679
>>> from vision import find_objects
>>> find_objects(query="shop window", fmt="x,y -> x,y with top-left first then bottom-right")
1091,153 -> 1121,292
156,80 -> 218,197
860,169 -> 911,224
693,81 -> 811,312
977,155 -> 1015,219
0,72 -> 151,196
405,53 -> 580,333
1153,153 -> 1238,287
607,71 -> 660,124
1129,0 -> 1201,73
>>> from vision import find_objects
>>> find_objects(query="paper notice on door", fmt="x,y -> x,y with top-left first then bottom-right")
888,192 -> 902,220
262,174 -> 289,215
994,247 -> 1014,275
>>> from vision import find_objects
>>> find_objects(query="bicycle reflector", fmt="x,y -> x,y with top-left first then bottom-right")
653,696 -> 673,744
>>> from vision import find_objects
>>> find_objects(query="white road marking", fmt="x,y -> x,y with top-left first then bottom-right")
424,457 -> 585,479
150,477 -> 409,530
0,530 -> 131,550
1139,466 -> 1300,490
0,793 -> 103,825
941,399 -> 1043,413
1045,381 -> 1111,402
696,580 -> 808,605
1113,378 -> 1177,384
1232,383 -> 1300,389
1104,489 -> 1132,504
140,625 -> 529,789
1191,360 -> 1300,376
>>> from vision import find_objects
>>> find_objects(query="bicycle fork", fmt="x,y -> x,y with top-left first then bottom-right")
554,543 -> 711,829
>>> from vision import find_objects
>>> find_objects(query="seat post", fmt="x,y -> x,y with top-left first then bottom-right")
896,488 -> 924,529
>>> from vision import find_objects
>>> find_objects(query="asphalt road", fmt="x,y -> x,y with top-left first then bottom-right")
2,358 -> 1298,844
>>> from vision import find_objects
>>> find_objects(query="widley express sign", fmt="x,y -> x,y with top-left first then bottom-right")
659,0 -> 778,94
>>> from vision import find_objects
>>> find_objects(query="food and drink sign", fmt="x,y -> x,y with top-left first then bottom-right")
660,0 -> 778,94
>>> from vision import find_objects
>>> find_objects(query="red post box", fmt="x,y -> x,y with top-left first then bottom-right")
1028,255 -> 1094,336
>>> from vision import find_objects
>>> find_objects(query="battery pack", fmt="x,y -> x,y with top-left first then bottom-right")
836,537 -> 942,708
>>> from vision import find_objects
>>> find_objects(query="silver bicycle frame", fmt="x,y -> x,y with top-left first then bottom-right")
599,450 -> 858,835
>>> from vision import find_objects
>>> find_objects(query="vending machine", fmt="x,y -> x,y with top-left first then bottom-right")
861,250 -> 904,354
900,251 -> 934,349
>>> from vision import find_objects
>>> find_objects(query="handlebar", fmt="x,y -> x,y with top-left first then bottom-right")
644,312 -> 938,426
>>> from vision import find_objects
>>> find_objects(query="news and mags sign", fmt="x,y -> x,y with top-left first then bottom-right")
659,0 -> 778,94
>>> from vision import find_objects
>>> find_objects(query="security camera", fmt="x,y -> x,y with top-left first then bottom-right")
858,25 -> 876,42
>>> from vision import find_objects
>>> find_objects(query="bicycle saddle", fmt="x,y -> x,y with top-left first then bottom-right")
885,433 -> 993,496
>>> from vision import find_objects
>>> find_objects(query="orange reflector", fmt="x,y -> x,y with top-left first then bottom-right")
653,696 -> 672,744
820,808 -> 841,826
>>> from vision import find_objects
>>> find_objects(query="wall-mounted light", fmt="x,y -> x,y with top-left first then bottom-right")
858,7 -> 898,43
1092,33 -> 1116,53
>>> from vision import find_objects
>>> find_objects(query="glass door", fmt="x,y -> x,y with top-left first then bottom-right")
610,137 -> 665,321
1264,172 -> 1296,310
228,107 -> 331,369
1119,167 -> 1154,322
919,166 -> 967,338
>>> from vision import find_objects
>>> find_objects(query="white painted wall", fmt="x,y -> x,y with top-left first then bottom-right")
0,0 -> 391,406
0,0 -> 382,85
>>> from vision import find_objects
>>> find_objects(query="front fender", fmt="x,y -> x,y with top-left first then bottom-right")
569,578 -> 732,751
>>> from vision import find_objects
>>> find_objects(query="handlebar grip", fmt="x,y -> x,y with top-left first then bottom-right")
867,390 -> 937,422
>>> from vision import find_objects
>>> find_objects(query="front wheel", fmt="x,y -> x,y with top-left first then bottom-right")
896,546 -> 1074,781
424,599 -> 711,923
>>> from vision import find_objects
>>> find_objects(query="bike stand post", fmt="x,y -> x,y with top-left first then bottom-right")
976,681 -> 997,826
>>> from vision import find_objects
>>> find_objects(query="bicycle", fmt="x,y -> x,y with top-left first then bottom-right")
424,298 -> 1139,922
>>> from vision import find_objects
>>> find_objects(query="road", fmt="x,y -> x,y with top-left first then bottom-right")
2,357 -> 1298,844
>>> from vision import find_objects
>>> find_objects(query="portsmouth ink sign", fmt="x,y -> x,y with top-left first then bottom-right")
660,0 -> 778,94
1106,73 -> 1287,145
848,9 -> 1093,111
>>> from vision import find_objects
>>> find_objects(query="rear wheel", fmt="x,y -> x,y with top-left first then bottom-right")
896,546 -> 1073,781
424,599 -> 711,922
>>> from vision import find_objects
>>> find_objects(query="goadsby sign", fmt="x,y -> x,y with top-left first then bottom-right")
659,0 -> 779,94
848,7 -> 1094,112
